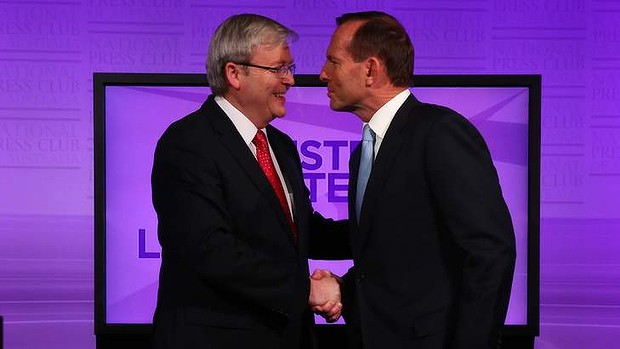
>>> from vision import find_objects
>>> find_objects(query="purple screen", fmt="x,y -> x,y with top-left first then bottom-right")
104,84 -> 530,325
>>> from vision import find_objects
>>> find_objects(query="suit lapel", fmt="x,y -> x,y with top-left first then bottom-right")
268,126 -> 306,252
355,95 -> 420,251
348,142 -> 362,255
204,97 -> 294,245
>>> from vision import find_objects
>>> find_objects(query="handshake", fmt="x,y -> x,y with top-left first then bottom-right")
308,269 -> 343,323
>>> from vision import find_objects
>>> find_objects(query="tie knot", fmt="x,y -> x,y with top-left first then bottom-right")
253,130 -> 268,150
363,124 -> 375,143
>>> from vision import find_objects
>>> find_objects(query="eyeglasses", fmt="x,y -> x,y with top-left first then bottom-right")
237,62 -> 296,78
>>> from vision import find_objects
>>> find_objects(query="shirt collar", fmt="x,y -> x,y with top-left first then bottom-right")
214,95 -> 263,145
367,89 -> 411,139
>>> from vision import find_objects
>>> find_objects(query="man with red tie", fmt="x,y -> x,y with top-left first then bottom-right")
151,14 -> 346,349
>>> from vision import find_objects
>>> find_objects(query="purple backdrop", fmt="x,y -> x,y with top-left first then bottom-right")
1,1 -> 619,348
103,85 -> 529,325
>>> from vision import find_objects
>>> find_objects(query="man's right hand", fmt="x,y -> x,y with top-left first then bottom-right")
309,269 -> 343,322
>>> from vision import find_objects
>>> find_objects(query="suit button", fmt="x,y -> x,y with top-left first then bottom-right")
356,274 -> 366,283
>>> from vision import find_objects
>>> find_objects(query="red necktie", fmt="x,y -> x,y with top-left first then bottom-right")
253,130 -> 298,243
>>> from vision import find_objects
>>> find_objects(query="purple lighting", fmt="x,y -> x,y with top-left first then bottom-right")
101,83 -> 530,327
0,1 -> 618,349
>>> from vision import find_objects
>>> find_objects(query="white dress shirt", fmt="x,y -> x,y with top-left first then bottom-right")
215,96 -> 294,219
365,89 -> 411,159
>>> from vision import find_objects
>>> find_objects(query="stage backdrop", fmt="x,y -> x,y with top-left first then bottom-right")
0,1 -> 618,349
100,81 -> 531,326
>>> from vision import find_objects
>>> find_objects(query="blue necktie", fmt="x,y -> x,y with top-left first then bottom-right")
356,124 -> 375,222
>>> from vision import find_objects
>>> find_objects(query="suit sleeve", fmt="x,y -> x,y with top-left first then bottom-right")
280,134 -> 351,261
307,212 -> 351,260
152,135 -> 295,317
425,113 -> 516,349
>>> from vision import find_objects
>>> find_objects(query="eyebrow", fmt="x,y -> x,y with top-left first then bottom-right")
254,60 -> 293,67
272,60 -> 295,66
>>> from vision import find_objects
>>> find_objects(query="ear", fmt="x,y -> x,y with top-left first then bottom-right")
224,62 -> 243,90
364,57 -> 382,86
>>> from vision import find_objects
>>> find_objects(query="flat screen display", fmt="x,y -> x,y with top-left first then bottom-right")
95,73 -> 539,333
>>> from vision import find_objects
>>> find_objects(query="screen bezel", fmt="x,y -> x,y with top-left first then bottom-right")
94,73 -> 541,337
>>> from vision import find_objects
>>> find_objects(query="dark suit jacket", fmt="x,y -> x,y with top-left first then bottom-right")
343,95 -> 516,349
151,96 -> 347,349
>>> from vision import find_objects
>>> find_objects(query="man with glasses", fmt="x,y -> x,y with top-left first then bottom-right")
151,14 -> 346,349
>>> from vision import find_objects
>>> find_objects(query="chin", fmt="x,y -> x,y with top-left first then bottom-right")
271,109 -> 287,118
329,101 -> 344,112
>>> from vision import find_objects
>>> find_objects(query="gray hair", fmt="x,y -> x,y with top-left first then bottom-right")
207,14 -> 297,96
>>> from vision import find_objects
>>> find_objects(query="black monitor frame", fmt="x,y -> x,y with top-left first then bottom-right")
94,73 -> 540,341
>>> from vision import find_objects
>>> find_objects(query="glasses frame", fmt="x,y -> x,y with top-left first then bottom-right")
236,62 -> 296,77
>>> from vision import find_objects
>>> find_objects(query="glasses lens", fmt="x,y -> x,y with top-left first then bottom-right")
277,64 -> 295,76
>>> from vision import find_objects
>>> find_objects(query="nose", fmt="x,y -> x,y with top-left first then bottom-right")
282,70 -> 295,86
319,63 -> 329,82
